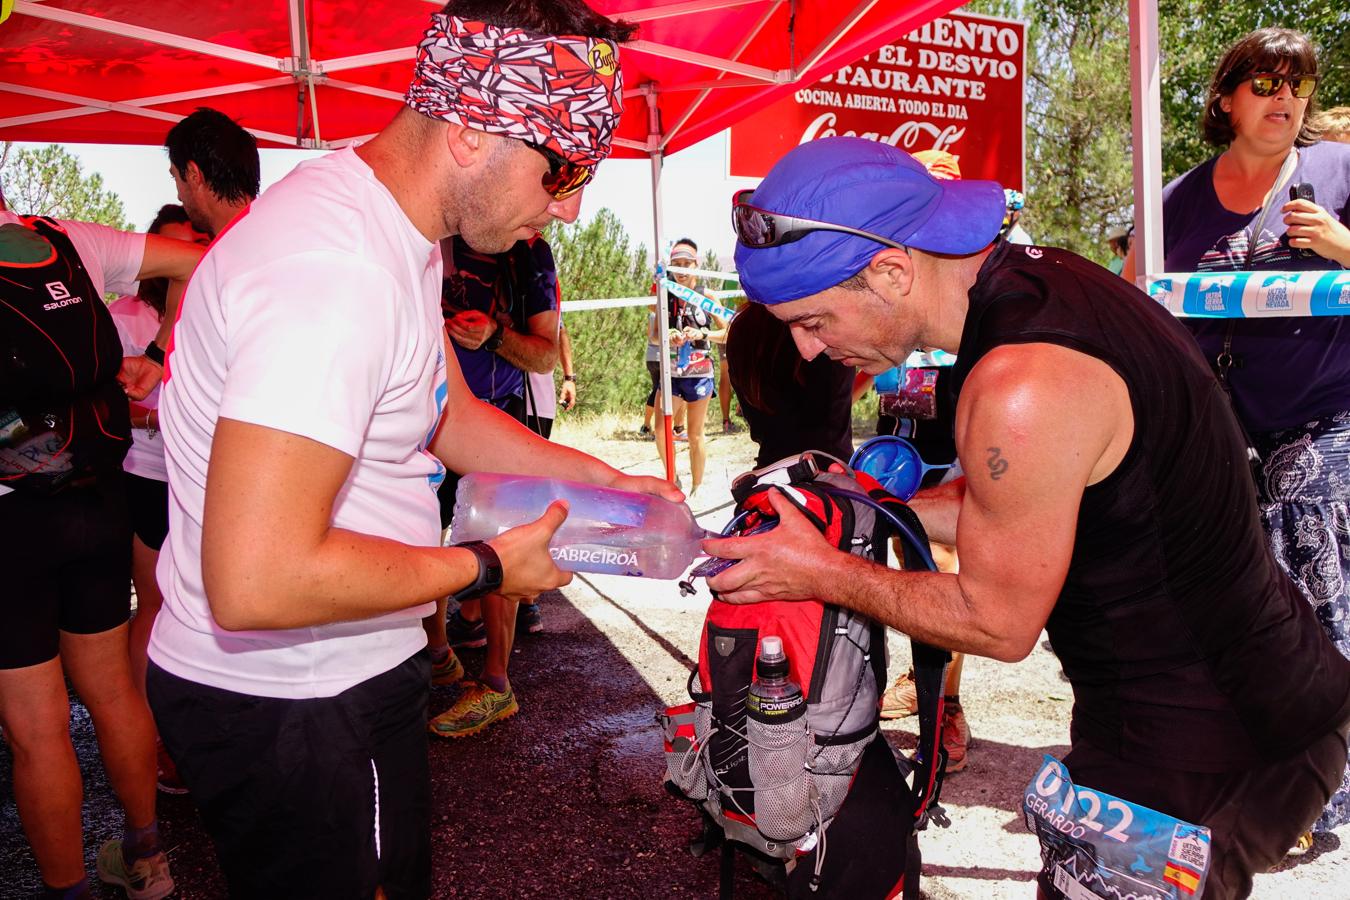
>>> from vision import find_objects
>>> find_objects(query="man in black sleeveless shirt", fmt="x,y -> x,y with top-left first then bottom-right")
707,137 -> 1350,898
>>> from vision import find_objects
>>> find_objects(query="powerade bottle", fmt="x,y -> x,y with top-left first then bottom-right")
449,472 -> 713,579
746,636 -> 812,841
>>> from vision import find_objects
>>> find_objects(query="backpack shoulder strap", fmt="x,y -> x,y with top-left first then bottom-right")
857,473 -> 953,822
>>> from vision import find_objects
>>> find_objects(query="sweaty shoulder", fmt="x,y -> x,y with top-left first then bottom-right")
961,342 -> 1131,485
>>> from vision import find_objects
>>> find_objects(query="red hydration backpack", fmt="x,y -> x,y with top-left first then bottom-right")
661,458 -> 952,899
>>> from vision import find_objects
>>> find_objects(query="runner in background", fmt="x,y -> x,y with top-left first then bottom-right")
652,239 -> 727,497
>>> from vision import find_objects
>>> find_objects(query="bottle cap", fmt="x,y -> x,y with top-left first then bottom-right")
757,635 -> 790,680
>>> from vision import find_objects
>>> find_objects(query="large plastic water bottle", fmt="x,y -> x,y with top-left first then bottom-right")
449,472 -> 713,579
747,635 -> 812,840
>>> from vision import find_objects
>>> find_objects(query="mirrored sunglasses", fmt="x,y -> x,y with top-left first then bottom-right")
731,188 -> 908,251
524,141 -> 594,200
1249,72 -> 1318,99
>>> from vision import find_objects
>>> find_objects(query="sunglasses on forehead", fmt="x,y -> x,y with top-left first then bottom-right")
731,188 -> 909,251
1248,72 -> 1319,99
524,141 -> 593,201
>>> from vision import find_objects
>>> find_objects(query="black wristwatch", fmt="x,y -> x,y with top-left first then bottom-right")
482,322 -> 506,353
144,341 -> 166,366
452,541 -> 503,602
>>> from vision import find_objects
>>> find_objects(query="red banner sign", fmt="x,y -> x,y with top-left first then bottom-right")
729,11 -> 1026,191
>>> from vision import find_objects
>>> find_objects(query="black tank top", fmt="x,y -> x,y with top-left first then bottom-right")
951,241 -> 1350,772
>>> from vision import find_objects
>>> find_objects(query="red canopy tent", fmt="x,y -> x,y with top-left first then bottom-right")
0,0 -> 968,480
1,0 -> 966,156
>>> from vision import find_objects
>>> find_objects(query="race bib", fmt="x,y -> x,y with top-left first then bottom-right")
1023,756 -> 1211,900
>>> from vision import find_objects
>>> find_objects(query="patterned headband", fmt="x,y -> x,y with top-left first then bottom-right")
405,15 -> 624,168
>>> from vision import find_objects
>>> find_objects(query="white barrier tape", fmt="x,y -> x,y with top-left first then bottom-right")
560,296 -> 656,312
706,288 -> 746,302
665,265 -> 740,282
662,278 -> 736,321
1144,270 -> 1350,318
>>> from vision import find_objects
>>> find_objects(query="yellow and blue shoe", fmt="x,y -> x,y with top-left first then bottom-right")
428,679 -> 518,739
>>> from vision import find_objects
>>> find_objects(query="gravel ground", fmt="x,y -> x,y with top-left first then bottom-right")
2,420 -> 1346,898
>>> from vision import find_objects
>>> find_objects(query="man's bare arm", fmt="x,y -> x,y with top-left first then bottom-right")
201,417 -> 573,631
493,308 -> 559,374
705,343 -> 1130,661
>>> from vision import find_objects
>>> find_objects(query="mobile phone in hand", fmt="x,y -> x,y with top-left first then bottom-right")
1288,183 -> 1316,258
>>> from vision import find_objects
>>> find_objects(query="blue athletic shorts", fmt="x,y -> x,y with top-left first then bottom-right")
668,377 -> 716,403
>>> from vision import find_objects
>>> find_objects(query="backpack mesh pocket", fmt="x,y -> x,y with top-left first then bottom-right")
747,713 -> 812,840
662,701 -> 711,801
808,736 -> 872,826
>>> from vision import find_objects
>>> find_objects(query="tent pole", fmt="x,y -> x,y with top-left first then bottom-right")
1128,0 -> 1164,284
647,87 -> 677,486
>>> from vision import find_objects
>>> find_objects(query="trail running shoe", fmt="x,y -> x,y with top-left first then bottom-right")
516,602 -> 544,635
1287,831 -> 1315,858
447,609 -> 487,648
428,680 -> 518,738
942,701 -> 970,774
879,669 -> 919,720
96,840 -> 174,900
430,648 -> 465,686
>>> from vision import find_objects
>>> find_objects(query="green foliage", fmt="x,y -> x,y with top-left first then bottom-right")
0,143 -> 130,229
1158,2 -> 1350,181
544,208 -> 654,415
964,0 -> 1134,261
960,0 -> 1349,261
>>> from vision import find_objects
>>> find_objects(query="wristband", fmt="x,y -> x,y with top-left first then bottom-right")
482,322 -> 506,353
451,540 -> 503,602
563,375 -> 576,383
144,341 -> 166,366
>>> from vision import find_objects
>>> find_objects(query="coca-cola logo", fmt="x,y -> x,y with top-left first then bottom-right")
798,111 -> 966,153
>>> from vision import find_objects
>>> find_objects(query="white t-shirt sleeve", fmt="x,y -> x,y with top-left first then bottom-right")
218,252 -> 398,456
58,218 -> 147,297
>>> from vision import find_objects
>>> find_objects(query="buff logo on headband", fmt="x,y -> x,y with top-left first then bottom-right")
406,14 -> 624,169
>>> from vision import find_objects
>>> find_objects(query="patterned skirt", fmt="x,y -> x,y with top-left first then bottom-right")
1254,411 -> 1350,832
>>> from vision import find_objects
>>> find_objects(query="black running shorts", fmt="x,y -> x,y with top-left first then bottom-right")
123,471 -> 169,551
148,652 -> 432,899
1060,722 -> 1350,900
0,479 -> 132,669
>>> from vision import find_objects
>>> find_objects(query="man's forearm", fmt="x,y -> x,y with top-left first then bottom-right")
148,277 -> 188,352
494,327 -> 558,374
559,328 -> 574,376
433,396 -> 620,486
822,551 -> 1029,661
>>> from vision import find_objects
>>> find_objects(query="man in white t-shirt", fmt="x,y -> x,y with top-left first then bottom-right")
0,188 -> 202,899
147,2 -> 663,896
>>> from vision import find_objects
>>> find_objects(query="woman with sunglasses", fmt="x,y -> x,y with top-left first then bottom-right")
1130,27 -> 1350,851
650,240 -> 728,498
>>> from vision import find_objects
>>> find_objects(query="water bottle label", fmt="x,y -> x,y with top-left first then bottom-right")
550,543 -> 643,576
747,692 -> 804,718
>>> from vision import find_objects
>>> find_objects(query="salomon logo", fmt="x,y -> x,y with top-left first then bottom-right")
42,281 -> 83,310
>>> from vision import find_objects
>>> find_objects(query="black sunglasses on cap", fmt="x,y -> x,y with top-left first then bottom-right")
731,188 -> 908,252
1249,72 -> 1318,99
524,141 -> 594,201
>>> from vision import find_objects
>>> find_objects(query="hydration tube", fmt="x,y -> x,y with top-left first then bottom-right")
678,482 -> 937,597
816,485 -> 938,572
